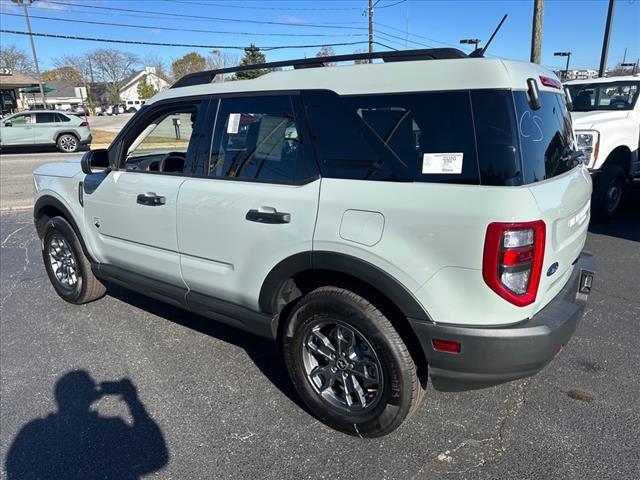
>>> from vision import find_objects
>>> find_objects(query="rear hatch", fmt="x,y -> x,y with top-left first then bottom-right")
513,89 -> 592,312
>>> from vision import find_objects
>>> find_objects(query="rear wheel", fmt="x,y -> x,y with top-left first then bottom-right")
57,133 -> 79,153
592,164 -> 625,221
283,287 -> 426,437
42,217 -> 106,304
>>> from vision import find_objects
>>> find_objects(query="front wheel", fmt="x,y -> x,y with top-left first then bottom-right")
57,133 -> 79,153
42,217 -> 106,304
283,287 -> 426,437
592,164 -> 625,221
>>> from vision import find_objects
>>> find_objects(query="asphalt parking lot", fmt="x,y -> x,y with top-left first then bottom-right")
1,150 -> 638,479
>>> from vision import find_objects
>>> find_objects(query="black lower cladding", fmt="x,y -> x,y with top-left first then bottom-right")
409,251 -> 596,391
92,264 -> 274,339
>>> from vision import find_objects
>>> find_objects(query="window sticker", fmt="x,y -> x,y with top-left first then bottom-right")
227,113 -> 241,134
422,153 -> 464,174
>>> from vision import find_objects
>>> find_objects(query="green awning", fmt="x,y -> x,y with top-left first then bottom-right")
20,86 -> 56,94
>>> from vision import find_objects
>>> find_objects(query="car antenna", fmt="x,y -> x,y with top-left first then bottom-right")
470,14 -> 508,58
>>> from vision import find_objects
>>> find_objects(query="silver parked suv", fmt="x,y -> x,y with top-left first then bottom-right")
1,110 -> 91,152
32,49 -> 595,437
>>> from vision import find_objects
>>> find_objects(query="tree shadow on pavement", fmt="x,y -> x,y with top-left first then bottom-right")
104,284 -> 308,414
4,370 -> 168,480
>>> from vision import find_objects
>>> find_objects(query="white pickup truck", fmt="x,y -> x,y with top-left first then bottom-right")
565,76 -> 640,220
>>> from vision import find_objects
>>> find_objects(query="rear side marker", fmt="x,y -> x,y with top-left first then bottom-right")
432,339 -> 461,354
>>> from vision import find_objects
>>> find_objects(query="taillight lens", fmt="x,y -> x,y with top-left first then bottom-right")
482,221 -> 546,307
80,121 -> 89,127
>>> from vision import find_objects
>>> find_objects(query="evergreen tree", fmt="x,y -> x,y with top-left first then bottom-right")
137,75 -> 157,100
235,44 -> 268,80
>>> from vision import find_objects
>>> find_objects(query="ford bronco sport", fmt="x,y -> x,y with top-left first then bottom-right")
33,48 -> 595,437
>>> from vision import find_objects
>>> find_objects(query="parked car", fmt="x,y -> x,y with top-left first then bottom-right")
124,99 -> 144,113
32,48 -> 595,437
565,76 -> 640,220
1,110 -> 91,152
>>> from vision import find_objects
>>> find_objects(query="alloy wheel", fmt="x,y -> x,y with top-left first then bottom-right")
59,135 -> 77,152
301,320 -> 384,413
48,234 -> 79,290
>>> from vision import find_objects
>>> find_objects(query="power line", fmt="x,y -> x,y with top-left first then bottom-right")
1,11 -> 368,38
0,28 -> 390,52
169,0 -> 364,10
45,1 -> 368,30
377,0 -> 408,8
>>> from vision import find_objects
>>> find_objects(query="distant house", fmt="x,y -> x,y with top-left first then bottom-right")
0,70 -> 38,114
25,80 -> 88,111
119,67 -> 170,101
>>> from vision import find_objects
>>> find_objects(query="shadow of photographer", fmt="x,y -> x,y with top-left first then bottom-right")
5,370 -> 168,480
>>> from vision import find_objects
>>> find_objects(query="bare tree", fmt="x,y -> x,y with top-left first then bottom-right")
207,50 -> 239,82
0,44 -> 35,75
53,55 -> 92,82
143,53 -> 171,83
91,49 -> 139,102
315,45 -> 336,66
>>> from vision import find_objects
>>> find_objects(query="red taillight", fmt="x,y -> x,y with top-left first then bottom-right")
539,75 -> 562,89
80,121 -> 89,127
482,221 -> 546,307
432,339 -> 461,354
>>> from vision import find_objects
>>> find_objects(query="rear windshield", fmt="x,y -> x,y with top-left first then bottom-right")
567,81 -> 639,111
513,91 -> 577,183
303,89 -> 577,186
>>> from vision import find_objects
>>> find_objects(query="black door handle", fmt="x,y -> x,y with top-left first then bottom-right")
137,193 -> 166,206
246,209 -> 291,224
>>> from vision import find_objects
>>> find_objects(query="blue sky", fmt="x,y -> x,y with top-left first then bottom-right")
1,0 -> 638,71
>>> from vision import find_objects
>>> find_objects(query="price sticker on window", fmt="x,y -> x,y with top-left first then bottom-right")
422,153 -> 464,174
227,113 -> 241,134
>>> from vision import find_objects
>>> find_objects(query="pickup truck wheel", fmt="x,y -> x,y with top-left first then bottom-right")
283,287 -> 425,437
43,217 -> 106,304
57,133 -> 79,153
592,164 -> 625,221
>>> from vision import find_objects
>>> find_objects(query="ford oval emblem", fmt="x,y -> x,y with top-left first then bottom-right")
547,262 -> 559,277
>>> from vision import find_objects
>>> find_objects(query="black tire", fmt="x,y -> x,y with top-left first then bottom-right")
127,108 -> 136,113
592,164 -> 625,221
283,287 -> 426,437
42,217 -> 106,304
56,133 -> 79,153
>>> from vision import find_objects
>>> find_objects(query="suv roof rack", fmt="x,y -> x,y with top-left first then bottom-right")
171,48 -> 468,89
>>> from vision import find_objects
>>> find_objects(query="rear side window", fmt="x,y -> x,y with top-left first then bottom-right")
55,113 -> 70,122
514,91 -> 577,182
35,112 -> 56,124
209,95 -> 317,183
343,92 -> 480,184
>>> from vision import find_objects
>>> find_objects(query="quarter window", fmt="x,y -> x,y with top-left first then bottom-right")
209,95 -> 316,182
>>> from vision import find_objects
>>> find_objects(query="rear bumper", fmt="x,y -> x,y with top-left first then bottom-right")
409,251 -> 596,391
81,133 -> 92,145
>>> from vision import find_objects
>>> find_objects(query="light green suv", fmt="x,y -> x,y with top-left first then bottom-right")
0,110 -> 92,152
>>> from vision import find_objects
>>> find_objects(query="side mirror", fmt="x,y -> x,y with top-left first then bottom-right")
3,121 -> 12,127
81,149 -> 110,174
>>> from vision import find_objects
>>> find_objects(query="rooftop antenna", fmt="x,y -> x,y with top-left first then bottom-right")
470,14 -> 508,58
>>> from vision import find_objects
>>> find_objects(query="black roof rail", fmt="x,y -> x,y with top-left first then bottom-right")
171,48 -> 468,89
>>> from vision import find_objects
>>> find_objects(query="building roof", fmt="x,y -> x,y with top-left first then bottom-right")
42,81 -> 82,98
150,57 -> 560,105
0,72 -> 38,88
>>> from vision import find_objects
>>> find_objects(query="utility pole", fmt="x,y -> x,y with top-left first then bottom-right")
599,0 -> 615,77
622,47 -> 627,64
530,0 -> 544,64
368,0 -> 375,61
12,0 -> 46,107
